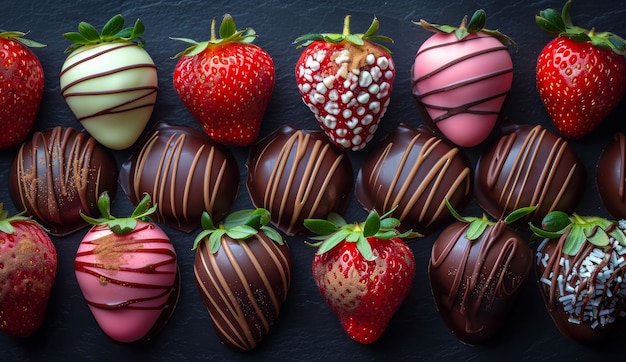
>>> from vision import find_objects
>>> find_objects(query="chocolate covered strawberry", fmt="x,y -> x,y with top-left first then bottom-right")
192,208 -> 291,351
304,209 -> 416,344
60,14 -> 158,150
295,16 -> 395,151
535,1 -> 626,139
0,205 -> 57,337
411,10 -> 515,147
530,211 -> 626,344
75,192 -> 179,343
171,14 -> 275,146
430,202 -> 535,344
0,31 -> 45,150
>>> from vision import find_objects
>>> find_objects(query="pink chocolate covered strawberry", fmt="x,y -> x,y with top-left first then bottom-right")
295,16 -> 395,151
411,10 -> 515,147
75,192 -> 179,343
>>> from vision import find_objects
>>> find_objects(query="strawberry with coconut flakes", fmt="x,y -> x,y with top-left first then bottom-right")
295,16 -> 395,151
0,31 -> 45,150
535,1 -> 626,139
304,209 -> 416,344
0,204 -> 57,338
171,14 -> 275,146
530,211 -> 626,344
60,14 -> 158,150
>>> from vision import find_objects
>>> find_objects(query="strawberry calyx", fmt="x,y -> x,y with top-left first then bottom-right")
445,199 -> 536,241
63,14 -> 146,53
192,208 -> 283,253
304,208 -> 419,261
80,191 -> 157,235
529,211 -> 626,256
170,13 -> 257,58
0,204 -> 37,234
0,31 -> 45,48
294,15 -> 394,53
414,9 -> 517,49
536,0 -> 626,55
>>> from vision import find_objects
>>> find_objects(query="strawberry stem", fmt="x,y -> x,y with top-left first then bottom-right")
80,191 -> 157,235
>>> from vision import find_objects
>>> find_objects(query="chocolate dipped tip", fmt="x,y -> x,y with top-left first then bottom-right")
355,122 -> 472,235
119,121 -> 239,233
246,124 -> 353,236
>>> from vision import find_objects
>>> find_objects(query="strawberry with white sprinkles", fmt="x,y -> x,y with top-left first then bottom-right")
294,15 -> 395,151
531,212 -> 626,344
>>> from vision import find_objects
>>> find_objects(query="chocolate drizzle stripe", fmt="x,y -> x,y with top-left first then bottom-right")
419,90 -> 509,123
432,221 -> 520,332
494,126 -> 576,216
60,42 -> 157,122
375,134 -> 470,227
203,146 -> 228,221
264,131 -> 345,234
75,230 -> 176,311
60,42 -> 136,75
196,241 -> 253,350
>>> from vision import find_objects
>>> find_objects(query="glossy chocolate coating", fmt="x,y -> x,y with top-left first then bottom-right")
597,132 -> 626,219
9,126 -> 118,236
119,121 -> 239,232
246,125 -> 353,236
474,124 -> 585,222
535,235 -> 626,344
194,233 -> 292,350
430,220 -> 532,345
355,123 -> 472,235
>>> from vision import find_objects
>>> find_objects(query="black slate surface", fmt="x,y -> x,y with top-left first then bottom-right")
2,0 -> 626,360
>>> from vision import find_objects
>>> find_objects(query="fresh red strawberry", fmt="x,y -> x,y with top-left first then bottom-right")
430,202 -> 535,344
0,31 -> 45,150
0,204 -> 57,338
60,14 -> 158,150
192,208 -> 291,351
535,0 -> 626,139
530,211 -> 626,344
304,209 -> 416,344
294,16 -> 395,151
75,192 -> 180,343
411,10 -> 515,148
171,14 -> 275,146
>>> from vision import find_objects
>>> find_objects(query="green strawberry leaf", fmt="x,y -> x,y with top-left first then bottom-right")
193,208 -> 283,253
305,207 -> 415,261
101,14 -> 125,37
80,192 -> 156,235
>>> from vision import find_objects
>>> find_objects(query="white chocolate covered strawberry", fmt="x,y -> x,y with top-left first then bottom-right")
60,14 -> 157,150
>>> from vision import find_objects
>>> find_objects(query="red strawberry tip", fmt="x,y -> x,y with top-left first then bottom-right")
536,0 -> 626,55
414,9 -> 517,49
530,211 -> 626,256
304,207 -> 420,261
170,13 -> 257,58
63,14 -> 146,53
193,208 -> 283,253
0,31 -> 46,48
80,191 -> 156,235
294,15 -> 394,53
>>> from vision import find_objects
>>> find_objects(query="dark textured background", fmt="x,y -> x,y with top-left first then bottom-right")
2,0 -> 626,360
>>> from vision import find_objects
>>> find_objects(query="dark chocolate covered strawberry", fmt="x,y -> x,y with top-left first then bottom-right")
531,211 -> 626,344
430,202 -> 535,344
192,208 -> 291,351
